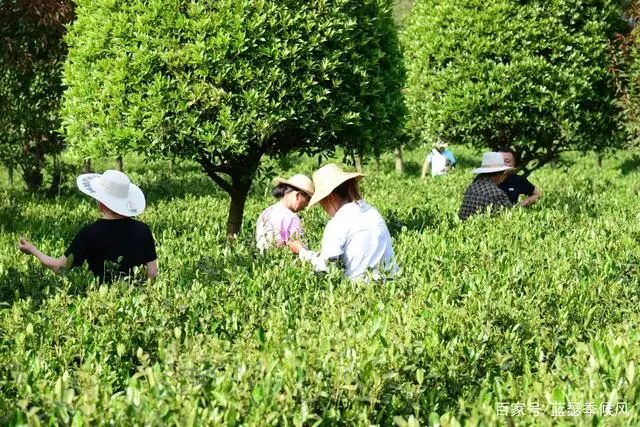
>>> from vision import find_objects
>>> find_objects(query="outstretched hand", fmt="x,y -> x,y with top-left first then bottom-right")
18,237 -> 36,255
287,240 -> 305,254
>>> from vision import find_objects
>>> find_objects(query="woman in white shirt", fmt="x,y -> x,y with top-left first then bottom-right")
256,174 -> 314,251
287,163 -> 397,281
421,140 -> 455,179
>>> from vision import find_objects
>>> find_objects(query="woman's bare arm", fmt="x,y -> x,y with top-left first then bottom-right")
18,237 -> 68,273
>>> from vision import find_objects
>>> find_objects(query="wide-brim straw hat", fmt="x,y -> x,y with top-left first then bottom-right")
76,170 -> 146,217
308,163 -> 364,207
471,152 -> 515,174
273,174 -> 315,196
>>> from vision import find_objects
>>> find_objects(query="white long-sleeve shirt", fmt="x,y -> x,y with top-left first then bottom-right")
299,201 -> 398,281
426,149 -> 447,176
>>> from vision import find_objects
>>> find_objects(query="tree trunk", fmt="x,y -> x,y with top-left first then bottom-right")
8,166 -> 13,186
83,159 -> 92,173
596,154 -> 603,170
201,154 -> 261,239
375,156 -> 381,173
394,147 -> 404,174
226,177 -> 252,239
47,155 -> 61,196
22,141 -> 44,192
23,167 -> 43,193
356,155 -> 364,173
116,156 -> 123,172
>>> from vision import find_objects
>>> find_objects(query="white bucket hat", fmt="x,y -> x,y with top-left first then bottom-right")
472,152 -> 515,174
308,163 -> 364,207
76,170 -> 146,217
273,174 -> 315,196
433,140 -> 448,149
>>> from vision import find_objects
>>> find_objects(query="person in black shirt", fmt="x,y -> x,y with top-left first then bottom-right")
18,170 -> 158,282
496,147 -> 542,207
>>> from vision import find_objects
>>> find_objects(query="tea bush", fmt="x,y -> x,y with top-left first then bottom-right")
62,0 -> 406,236
0,147 -> 638,425
402,0 -> 627,173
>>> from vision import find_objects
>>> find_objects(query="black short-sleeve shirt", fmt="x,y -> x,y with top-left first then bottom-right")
64,218 -> 157,281
498,173 -> 536,204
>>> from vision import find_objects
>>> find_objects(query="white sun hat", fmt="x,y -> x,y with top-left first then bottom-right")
471,152 -> 515,174
308,163 -> 364,207
76,170 -> 146,217
433,139 -> 448,149
273,174 -> 315,196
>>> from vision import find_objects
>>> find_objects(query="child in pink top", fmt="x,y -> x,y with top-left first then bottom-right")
256,174 -> 314,251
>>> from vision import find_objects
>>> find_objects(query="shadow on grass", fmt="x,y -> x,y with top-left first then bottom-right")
454,151 -> 481,170
26,160 -> 224,205
384,206 -> 443,236
543,191 -> 599,220
0,266 -> 94,309
366,159 -> 424,177
137,165 -> 222,204
619,154 -> 640,176
401,160 -> 423,177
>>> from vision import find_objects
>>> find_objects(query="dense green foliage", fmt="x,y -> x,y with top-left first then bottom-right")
61,0 -> 406,235
1,147 -> 638,425
403,0 -> 628,174
0,0 -> 75,192
617,2 -> 640,147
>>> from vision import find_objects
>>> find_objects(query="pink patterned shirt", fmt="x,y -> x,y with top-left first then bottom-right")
255,203 -> 303,251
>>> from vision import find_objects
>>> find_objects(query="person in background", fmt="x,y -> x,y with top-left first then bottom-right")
287,163 -> 397,281
496,147 -> 542,207
18,170 -> 158,282
421,139 -> 456,179
459,152 -> 514,221
256,174 -> 314,251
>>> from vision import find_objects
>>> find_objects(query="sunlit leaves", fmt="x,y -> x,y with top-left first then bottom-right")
402,0 -> 628,172
1,147 -> 639,423
61,0 -> 406,164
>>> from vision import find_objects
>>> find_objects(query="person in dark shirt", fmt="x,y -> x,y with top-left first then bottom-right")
496,147 -> 542,207
459,152 -> 514,220
18,170 -> 158,282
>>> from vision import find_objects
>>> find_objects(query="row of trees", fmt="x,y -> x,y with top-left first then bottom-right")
403,0 -> 631,175
0,0 -> 74,193
0,0 -> 125,192
2,0 -> 640,234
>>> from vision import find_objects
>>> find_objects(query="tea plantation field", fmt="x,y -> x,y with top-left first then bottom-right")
0,147 -> 638,425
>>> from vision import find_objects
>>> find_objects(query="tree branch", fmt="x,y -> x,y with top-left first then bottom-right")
198,159 -> 232,192
521,147 -> 561,177
207,169 -> 235,195
197,147 -> 264,196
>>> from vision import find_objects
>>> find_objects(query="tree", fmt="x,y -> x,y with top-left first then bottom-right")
62,0 -> 405,236
613,1 -> 640,147
0,0 -> 75,192
392,0 -> 416,174
403,0 -> 628,175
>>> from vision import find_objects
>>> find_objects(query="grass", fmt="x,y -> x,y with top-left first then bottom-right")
0,145 -> 638,425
